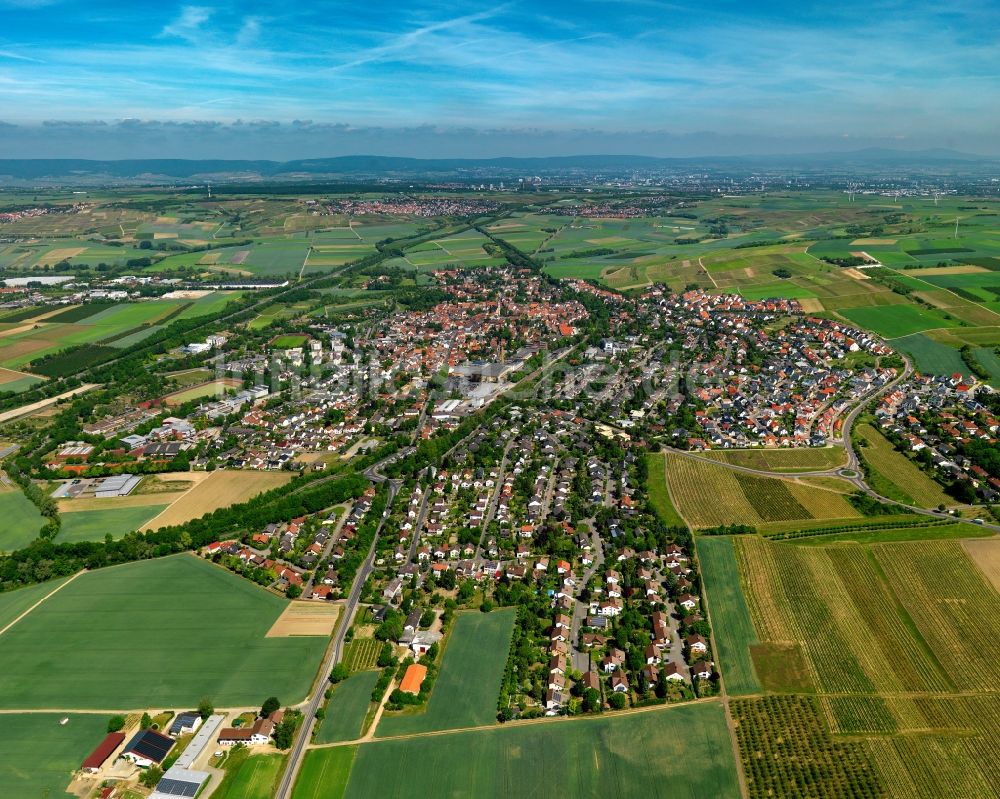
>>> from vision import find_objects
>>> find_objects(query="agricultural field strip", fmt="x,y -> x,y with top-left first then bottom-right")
734,537 -> 953,695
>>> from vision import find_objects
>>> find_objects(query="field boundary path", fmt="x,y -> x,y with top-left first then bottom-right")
0,569 -> 86,638
0,383 -> 99,424
307,696 -> 723,749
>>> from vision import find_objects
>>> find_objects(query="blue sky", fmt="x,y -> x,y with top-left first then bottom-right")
0,0 -> 998,158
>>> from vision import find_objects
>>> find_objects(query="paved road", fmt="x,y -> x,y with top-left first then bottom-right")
275,476 -> 402,799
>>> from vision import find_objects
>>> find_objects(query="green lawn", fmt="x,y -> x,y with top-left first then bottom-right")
0,713 -> 108,798
305,703 -> 740,799
375,609 -> 515,736
840,304 -> 959,337
697,537 -> 762,695
58,504 -> 168,543
0,488 -> 44,551
0,555 -> 328,709
316,671 -> 379,743
645,453 -> 687,527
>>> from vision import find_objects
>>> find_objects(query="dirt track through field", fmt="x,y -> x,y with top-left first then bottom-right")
0,384 -> 99,424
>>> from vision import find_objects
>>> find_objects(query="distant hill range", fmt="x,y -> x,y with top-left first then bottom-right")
0,149 -> 995,184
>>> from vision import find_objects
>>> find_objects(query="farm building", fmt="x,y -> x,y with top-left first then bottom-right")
80,732 -> 125,773
150,767 -> 211,798
121,729 -> 175,768
409,630 -> 442,657
399,663 -> 427,695
95,473 -> 142,498
168,712 -> 203,737
217,711 -> 281,746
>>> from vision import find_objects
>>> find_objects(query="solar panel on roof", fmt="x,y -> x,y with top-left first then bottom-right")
152,777 -> 199,797
125,729 -> 174,762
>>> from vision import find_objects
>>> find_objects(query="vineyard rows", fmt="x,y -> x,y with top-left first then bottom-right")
873,541 -> 1000,692
664,453 -> 857,529
343,638 -> 381,672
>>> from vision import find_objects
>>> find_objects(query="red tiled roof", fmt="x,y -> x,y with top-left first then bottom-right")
82,732 -> 125,770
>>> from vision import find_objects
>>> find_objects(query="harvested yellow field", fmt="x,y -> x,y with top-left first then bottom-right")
962,538 -> 1000,594
916,264 -> 989,275
798,298 -> 825,313
57,491 -> 188,513
143,469 -> 293,530
850,238 -> 898,245
842,268 -> 870,280
702,447 -> 847,472
266,601 -> 341,637
198,252 -> 221,264
35,247 -> 86,265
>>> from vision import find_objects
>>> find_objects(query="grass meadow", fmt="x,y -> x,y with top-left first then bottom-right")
645,452 -> 687,527
57,504 -> 168,543
315,671 -> 379,744
855,423 -> 953,508
696,537 -> 761,694
213,750 -> 287,799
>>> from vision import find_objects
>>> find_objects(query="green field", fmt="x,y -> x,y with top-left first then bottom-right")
645,453 -> 687,527
293,745 -> 356,799
214,750 -> 287,799
891,332 -> 970,376
697,537 -> 761,695
375,609 -> 515,736
272,334 -> 309,348
0,555 -> 328,709
839,304 -> 959,337
299,703 -> 740,799
0,488 -> 45,551
0,576 -> 72,629
973,346 -> 1000,386
0,299 -> 187,369
0,713 -> 109,798
790,521 -> 988,546
316,671 -> 379,743
174,291 -> 244,320
58,504 -> 168,543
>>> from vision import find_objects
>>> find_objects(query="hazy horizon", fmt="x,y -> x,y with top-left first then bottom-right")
1,0 -> 998,159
